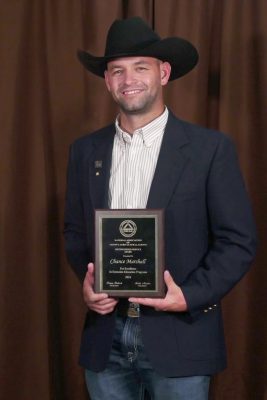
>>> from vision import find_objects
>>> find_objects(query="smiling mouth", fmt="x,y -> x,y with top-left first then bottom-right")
122,89 -> 143,96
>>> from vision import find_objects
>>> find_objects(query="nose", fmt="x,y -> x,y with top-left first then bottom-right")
123,68 -> 137,85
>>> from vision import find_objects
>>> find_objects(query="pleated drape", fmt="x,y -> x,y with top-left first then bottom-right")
1,1 -> 266,399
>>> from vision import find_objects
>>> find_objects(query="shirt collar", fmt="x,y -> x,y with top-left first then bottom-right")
115,107 -> 169,147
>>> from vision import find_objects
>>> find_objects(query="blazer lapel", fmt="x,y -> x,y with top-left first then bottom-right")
147,113 -> 190,209
87,114 -> 189,210
88,126 -> 115,208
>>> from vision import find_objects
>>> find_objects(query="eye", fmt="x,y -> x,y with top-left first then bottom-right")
137,66 -> 148,72
112,69 -> 123,76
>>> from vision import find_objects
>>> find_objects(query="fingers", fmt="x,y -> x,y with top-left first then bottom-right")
128,297 -> 163,308
83,262 -> 107,303
128,271 -> 173,308
129,269 -> 187,312
88,297 -> 119,315
84,290 -> 108,305
83,262 -> 118,314
129,271 -> 173,302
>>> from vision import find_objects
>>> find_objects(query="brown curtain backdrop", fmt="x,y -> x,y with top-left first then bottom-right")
0,1 -> 266,399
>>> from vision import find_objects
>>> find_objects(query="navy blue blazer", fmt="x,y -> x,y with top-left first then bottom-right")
64,111 -> 257,377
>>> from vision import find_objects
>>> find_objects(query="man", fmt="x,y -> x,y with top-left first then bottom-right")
64,17 -> 257,400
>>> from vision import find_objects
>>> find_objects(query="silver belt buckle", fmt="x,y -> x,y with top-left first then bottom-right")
127,303 -> 140,318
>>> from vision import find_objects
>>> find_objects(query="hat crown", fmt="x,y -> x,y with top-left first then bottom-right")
104,17 -> 160,57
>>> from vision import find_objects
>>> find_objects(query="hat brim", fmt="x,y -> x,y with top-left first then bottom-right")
77,37 -> 198,81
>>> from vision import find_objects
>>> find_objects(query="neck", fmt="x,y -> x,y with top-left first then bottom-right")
119,105 -> 165,134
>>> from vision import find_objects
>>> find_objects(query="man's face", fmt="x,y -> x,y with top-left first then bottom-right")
104,56 -> 171,115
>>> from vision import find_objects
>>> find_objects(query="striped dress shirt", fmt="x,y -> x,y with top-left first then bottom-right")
109,107 -> 169,209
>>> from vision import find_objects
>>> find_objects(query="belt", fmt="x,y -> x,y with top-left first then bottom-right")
117,300 -> 140,318
127,302 -> 140,317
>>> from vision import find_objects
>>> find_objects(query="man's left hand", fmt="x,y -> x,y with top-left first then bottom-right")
129,270 -> 188,312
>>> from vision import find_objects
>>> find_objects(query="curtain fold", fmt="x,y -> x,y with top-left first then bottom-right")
1,1 -> 266,399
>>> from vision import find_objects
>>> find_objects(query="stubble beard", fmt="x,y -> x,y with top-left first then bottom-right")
114,88 -> 159,115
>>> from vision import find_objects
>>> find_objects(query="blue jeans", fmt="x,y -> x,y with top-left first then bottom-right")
85,316 -> 210,400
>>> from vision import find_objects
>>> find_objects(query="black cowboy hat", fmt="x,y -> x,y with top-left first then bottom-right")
77,17 -> 198,81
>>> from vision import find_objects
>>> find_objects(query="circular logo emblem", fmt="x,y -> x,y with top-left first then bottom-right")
119,220 -> 137,238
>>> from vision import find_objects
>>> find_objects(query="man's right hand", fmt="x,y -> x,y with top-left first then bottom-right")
83,263 -> 119,315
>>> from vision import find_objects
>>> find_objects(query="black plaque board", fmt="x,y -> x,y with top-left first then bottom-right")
94,209 -> 164,297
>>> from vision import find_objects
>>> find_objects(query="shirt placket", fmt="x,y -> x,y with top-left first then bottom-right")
124,132 -> 143,209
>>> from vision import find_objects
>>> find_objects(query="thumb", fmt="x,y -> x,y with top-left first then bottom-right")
164,270 -> 175,288
88,262 -> 94,274
85,262 -> 95,285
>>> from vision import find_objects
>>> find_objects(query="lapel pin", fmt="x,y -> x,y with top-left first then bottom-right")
95,160 -> 103,168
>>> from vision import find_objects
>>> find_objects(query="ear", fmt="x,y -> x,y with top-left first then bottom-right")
160,62 -> 171,86
104,70 -> 111,91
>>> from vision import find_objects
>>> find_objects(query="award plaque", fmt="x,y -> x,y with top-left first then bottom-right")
94,209 -> 164,297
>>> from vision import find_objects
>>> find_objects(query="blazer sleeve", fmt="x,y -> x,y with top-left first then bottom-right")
64,143 -> 90,282
180,135 -> 257,316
